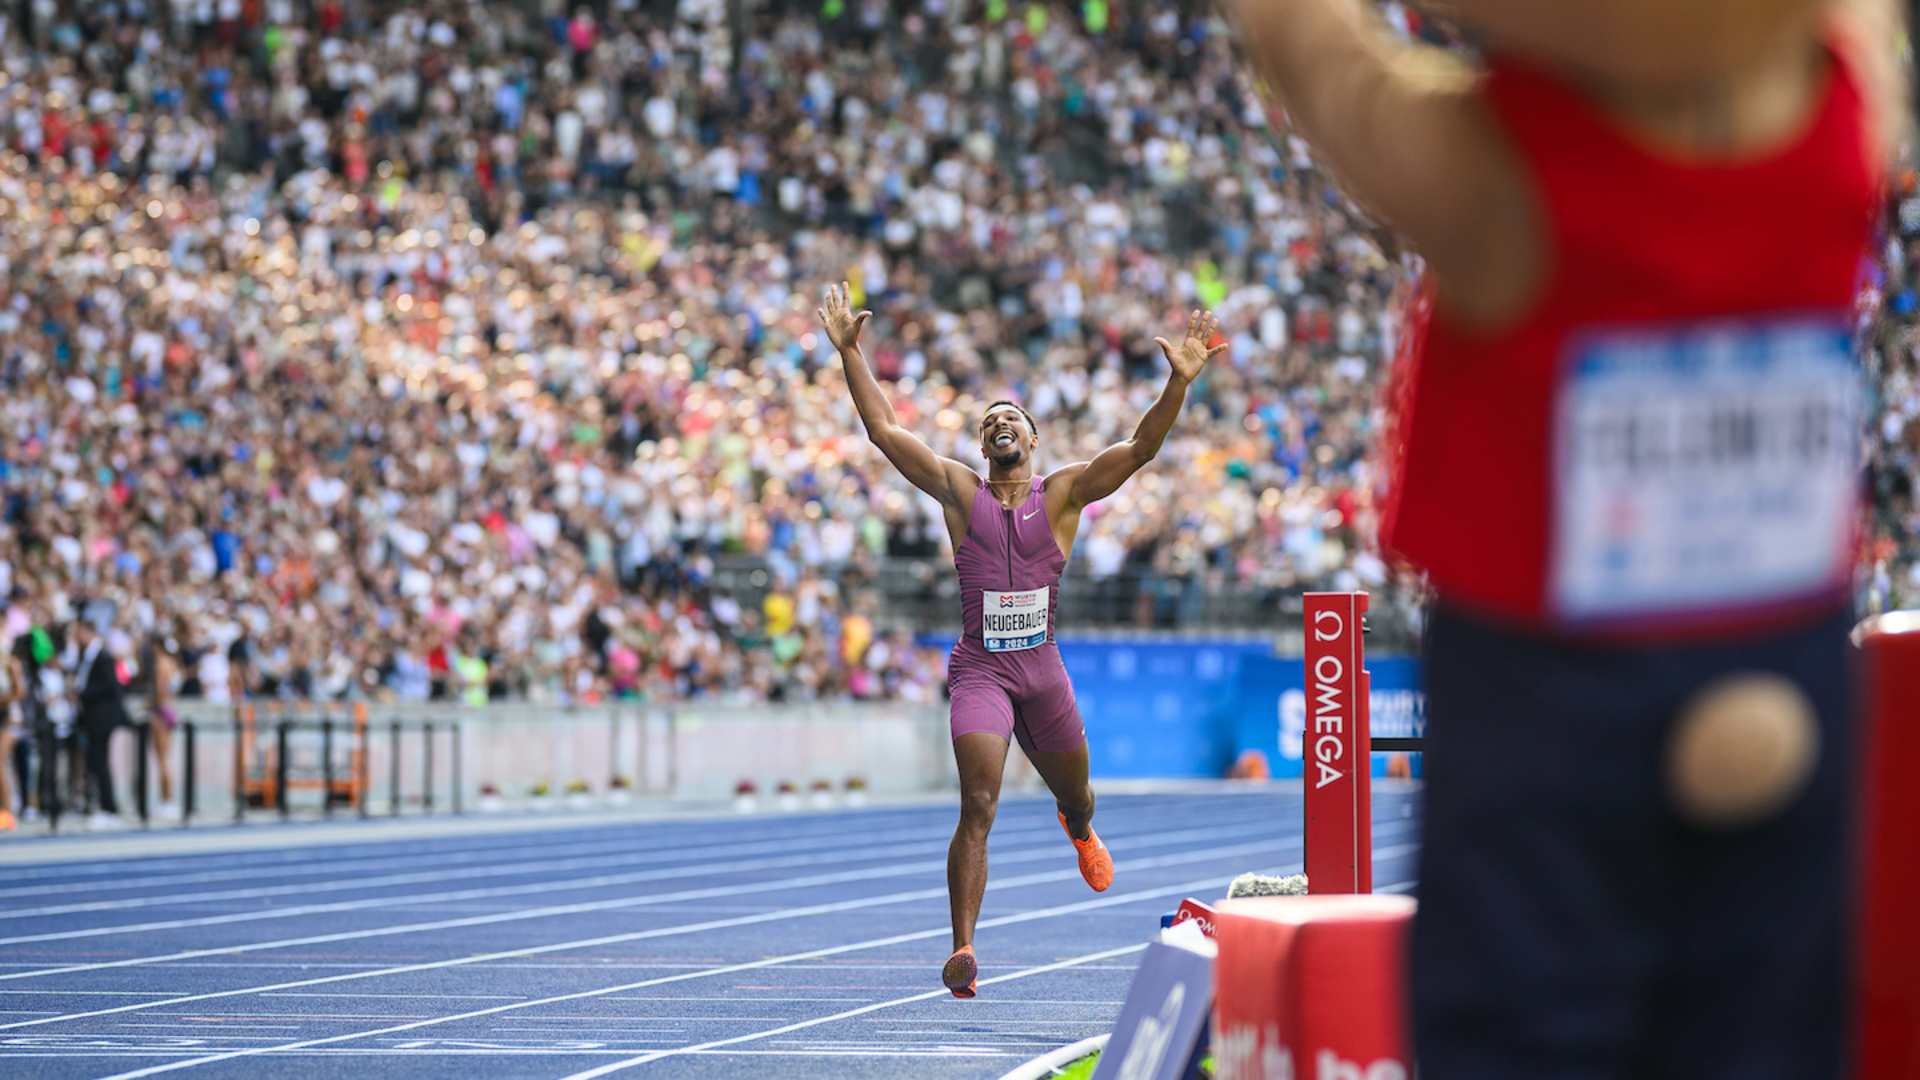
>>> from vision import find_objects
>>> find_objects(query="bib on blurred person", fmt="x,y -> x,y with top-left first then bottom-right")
1551,317 -> 1859,624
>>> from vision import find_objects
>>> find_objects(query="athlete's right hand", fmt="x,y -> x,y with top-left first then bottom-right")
817,281 -> 871,352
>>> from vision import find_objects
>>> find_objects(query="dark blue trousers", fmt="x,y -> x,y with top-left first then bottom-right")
1411,604 -> 1855,1080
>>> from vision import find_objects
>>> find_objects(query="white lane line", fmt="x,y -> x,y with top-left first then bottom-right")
0,815 -> 1306,958
0,814 -> 1267,945
0,808 -> 1280,941
0,991 -> 165,996
257,993 -> 526,1000
0,1048 -> 1026,1059
83,876 -> 1197,1080
15,839 -> 1408,1065
552,943 -> 1152,1079
678,1048 -> 1019,1055
0,795 -> 1208,903
560,842 -> 1409,1080
0,805 -> 977,883
0,815 -> 942,900
0,822 -> 1409,996
0,793 -> 1227,892
0,836 -> 1311,1030
0,815 -> 1076,920
4,848 -> 1282,1031
0,795 -> 1248,917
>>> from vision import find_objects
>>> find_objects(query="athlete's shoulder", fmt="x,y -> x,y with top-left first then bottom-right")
1040,463 -> 1086,488
939,461 -> 986,511
1040,462 -> 1093,504
946,461 -> 986,489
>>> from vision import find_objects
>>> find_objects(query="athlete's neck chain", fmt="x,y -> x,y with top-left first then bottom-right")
983,475 -> 1035,509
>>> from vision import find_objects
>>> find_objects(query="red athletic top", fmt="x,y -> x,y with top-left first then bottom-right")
1381,44 -> 1880,638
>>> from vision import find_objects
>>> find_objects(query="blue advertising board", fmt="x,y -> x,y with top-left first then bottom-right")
1236,654 -> 1426,779
914,635 -> 1424,779
917,634 -> 1273,777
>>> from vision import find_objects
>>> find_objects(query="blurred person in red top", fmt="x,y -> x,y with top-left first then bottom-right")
1227,0 -> 1900,1076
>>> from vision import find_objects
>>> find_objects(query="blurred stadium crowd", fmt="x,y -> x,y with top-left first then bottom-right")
0,0 -> 1908,716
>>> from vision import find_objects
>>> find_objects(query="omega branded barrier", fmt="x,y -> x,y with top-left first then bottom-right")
1209,594 -> 1419,1080
1300,592 -> 1423,895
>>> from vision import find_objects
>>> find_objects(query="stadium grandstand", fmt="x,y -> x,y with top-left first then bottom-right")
0,0 -> 1451,717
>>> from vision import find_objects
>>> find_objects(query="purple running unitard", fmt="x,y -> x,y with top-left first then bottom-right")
948,476 -> 1087,754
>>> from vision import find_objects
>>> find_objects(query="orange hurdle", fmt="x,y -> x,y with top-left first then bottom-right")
234,700 -> 369,815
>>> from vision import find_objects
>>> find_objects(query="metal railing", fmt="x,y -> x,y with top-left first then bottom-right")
19,718 -> 208,833
233,702 -> 464,821
701,553 -> 1428,648
13,705 -> 477,833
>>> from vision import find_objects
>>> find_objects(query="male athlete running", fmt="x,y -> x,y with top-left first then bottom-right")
818,283 -> 1225,997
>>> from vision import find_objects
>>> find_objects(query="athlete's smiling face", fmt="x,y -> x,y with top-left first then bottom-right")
979,404 -> 1036,470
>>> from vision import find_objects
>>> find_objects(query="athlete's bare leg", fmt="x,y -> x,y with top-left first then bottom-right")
1026,743 -> 1095,842
1006,744 -> 1040,793
0,728 -> 13,823
149,722 -> 173,804
948,732 -> 1009,951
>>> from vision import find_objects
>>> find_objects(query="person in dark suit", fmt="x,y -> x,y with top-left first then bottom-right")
73,620 -> 126,822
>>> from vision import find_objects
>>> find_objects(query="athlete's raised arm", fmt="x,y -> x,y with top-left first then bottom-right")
818,282 -> 976,512
1221,0 -> 1537,327
1055,310 -> 1227,514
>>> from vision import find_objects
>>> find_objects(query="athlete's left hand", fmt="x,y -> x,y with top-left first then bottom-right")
1154,310 -> 1228,384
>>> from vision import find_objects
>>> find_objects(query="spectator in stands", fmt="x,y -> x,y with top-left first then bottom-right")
143,633 -> 183,820
0,635 -> 20,831
72,618 -> 127,829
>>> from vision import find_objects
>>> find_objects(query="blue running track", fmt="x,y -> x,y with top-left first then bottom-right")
0,787 -> 1420,1079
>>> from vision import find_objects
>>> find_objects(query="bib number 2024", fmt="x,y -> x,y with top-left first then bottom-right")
983,588 -> 1049,652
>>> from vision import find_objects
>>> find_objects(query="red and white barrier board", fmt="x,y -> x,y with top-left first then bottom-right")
1169,898 -> 1219,939
1212,894 -> 1415,1080
1856,613 -> 1920,1080
1303,592 -> 1371,894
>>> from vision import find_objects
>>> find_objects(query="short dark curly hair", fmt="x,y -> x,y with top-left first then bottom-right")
978,399 -> 1036,435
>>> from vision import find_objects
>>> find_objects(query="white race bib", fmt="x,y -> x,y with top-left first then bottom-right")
1551,318 -> 1858,623
982,587 -> 1050,652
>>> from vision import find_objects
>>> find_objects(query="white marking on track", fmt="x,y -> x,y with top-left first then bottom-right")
551,943 -> 1152,1078
0,817 -> 1347,980
0,794 -> 1229,890
0,1047 -> 1030,1058
257,993 -> 525,1000
79,887 -> 1184,1080
0,805 -> 993,882
0,815 -> 957,899
0,818 -> 1040,916
0,836 -> 1315,1030
2,799 -> 1230,911
0,816 -> 1291,947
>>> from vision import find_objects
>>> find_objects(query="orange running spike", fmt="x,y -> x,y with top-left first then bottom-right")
942,944 -> 977,998
1060,812 -> 1113,892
